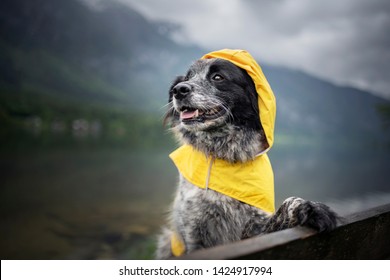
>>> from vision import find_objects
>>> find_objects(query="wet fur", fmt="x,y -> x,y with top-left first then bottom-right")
156,58 -> 338,259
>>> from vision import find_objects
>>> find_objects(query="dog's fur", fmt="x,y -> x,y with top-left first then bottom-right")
156,58 -> 338,259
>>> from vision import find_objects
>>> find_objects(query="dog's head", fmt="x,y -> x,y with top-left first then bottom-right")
165,58 -> 261,130
164,50 -> 276,162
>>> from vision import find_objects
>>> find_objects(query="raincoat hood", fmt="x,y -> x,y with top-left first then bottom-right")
202,49 -> 276,149
169,49 -> 276,257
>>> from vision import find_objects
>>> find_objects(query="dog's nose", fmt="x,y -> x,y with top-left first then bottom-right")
173,83 -> 192,100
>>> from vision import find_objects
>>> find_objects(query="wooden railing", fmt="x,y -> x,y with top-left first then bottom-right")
178,203 -> 390,259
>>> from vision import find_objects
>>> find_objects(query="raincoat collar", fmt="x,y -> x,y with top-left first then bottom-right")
170,144 -> 275,212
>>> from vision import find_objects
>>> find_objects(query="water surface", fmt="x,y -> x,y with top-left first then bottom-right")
1,144 -> 389,259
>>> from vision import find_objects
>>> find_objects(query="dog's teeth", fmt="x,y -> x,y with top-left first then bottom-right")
194,109 -> 199,117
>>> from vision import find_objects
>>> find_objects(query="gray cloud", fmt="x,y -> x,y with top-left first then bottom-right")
86,0 -> 390,99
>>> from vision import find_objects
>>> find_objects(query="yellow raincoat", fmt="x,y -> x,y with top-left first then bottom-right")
170,49 -> 277,256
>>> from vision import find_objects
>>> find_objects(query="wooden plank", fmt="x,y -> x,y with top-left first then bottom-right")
178,203 -> 390,259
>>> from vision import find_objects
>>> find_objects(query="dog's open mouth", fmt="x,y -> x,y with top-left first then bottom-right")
179,106 -> 225,123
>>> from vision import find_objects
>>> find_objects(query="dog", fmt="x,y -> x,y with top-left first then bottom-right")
156,49 -> 338,259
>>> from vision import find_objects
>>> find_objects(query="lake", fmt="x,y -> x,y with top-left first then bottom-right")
1,143 -> 389,259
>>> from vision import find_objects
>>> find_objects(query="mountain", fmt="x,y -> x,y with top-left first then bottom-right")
0,0 -> 203,109
262,65 -> 389,144
0,0 -> 388,146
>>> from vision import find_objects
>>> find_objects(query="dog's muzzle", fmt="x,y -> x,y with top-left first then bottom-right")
172,82 -> 192,101
172,83 -> 226,124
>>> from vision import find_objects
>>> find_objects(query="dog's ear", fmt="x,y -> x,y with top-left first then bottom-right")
244,75 -> 260,119
245,79 -> 269,148
163,75 -> 185,127
248,85 -> 260,118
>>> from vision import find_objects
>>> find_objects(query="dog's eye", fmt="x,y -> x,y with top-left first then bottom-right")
212,74 -> 224,81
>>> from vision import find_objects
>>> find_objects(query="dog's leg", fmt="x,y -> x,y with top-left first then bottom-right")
155,227 -> 174,259
184,203 -> 243,252
263,197 -> 338,233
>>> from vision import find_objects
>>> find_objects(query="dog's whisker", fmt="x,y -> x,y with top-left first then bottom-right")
160,101 -> 173,110
220,103 -> 234,121
160,102 -> 175,124
212,97 -> 234,122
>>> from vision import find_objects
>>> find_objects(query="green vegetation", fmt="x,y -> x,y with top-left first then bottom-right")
0,88 -> 174,151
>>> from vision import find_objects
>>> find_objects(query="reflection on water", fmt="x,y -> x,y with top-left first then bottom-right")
269,146 -> 390,206
0,148 -> 177,259
1,145 -> 389,259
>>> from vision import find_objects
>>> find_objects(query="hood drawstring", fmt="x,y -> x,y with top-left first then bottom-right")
205,156 -> 215,191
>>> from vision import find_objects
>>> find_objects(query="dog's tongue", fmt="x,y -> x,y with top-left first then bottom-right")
180,109 -> 199,120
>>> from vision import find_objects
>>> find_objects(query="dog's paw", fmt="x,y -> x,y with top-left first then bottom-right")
295,201 -> 338,233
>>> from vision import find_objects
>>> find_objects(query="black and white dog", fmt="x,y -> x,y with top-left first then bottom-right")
157,53 -> 338,259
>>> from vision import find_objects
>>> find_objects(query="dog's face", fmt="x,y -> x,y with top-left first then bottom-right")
165,58 -> 261,134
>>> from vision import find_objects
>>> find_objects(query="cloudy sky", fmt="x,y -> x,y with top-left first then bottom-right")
87,0 -> 390,99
